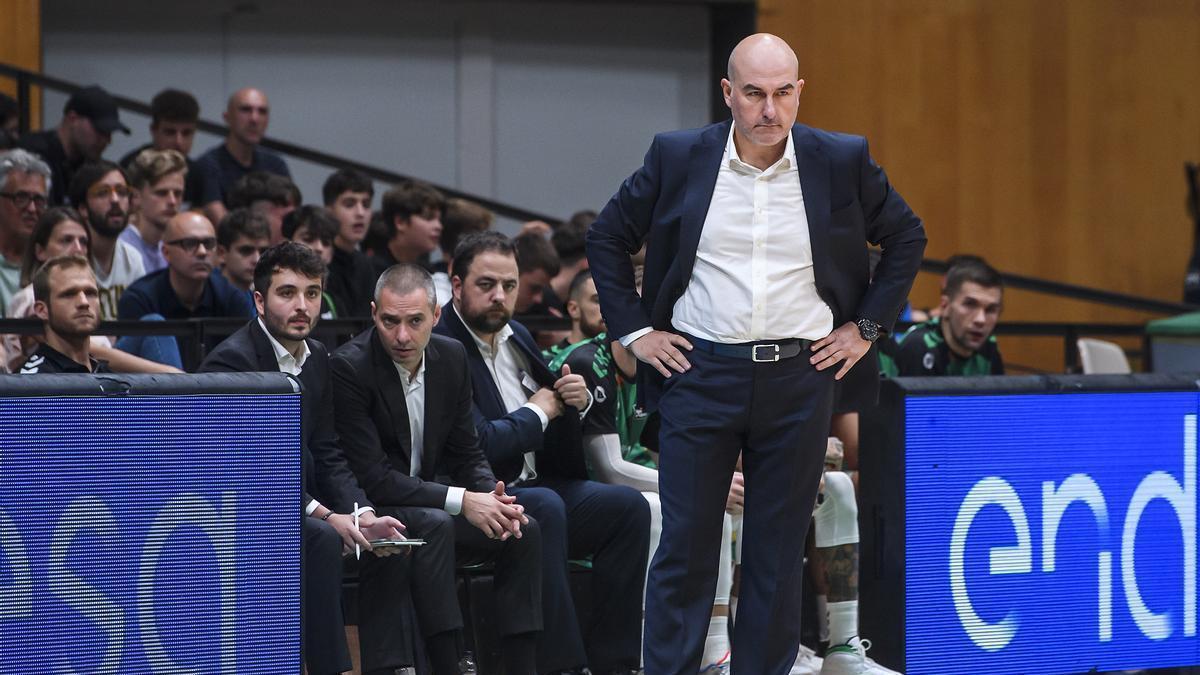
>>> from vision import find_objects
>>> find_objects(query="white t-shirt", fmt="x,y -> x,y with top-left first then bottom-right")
93,240 -> 146,321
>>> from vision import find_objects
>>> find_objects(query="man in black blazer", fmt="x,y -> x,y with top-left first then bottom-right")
331,263 -> 543,675
434,232 -> 650,675
586,34 -> 927,675
198,243 -> 408,675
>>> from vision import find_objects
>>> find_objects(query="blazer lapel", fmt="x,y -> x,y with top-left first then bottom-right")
369,328 -> 415,467
441,302 -> 507,417
795,125 -> 833,292
419,339 -> 443,478
679,121 -> 729,287
249,320 -> 282,372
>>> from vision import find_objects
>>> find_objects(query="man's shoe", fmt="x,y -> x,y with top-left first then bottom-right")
820,637 -> 873,675
790,642 -> 824,675
700,650 -> 730,674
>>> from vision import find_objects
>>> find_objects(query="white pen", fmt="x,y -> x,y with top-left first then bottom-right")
353,502 -> 360,560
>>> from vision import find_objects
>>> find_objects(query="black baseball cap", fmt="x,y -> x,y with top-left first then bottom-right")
64,85 -> 130,135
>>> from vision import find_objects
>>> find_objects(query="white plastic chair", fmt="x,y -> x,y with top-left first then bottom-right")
1076,338 -> 1132,374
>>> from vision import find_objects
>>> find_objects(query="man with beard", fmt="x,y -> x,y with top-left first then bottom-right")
0,149 -> 51,314
68,161 -> 145,320
19,255 -> 108,374
121,148 -> 187,274
885,256 -> 1004,377
199,243 -> 410,675
435,232 -> 649,675
19,85 -> 130,206
118,211 -> 254,360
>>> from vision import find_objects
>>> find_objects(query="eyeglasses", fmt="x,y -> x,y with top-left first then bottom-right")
165,237 -> 217,253
86,184 -> 132,200
234,244 -> 270,257
0,191 -> 49,210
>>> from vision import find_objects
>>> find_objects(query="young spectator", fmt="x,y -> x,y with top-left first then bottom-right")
4,207 -> 179,374
118,212 -> 254,365
885,256 -> 1004,376
121,148 -> 187,273
216,207 -> 271,302
513,231 -> 560,315
19,255 -> 106,373
435,231 -> 649,675
322,168 -> 377,317
543,210 -> 594,314
331,263 -> 542,675
282,206 -> 340,317
228,170 -> 299,244
433,197 -> 492,305
199,243 -> 408,675
69,160 -> 144,320
18,85 -> 129,206
0,149 -> 50,313
194,88 -> 290,225
119,89 -> 202,206
371,180 -> 444,276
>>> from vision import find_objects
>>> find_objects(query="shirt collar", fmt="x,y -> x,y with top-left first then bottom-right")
393,355 -> 425,388
257,316 -> 311,369
454,302 -> 514,358
725,123 -> 796,175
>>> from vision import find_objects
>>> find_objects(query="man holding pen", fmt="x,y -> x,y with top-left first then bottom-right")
199,242 -> 409,675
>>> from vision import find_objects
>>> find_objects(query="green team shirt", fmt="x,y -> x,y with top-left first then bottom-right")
881,317 -> 1004,377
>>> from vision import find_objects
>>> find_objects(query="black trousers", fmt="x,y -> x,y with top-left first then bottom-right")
303,517 -> 352,675
512,480 -> 651,672
359,505 -> 543,668
643,347 -> 836,675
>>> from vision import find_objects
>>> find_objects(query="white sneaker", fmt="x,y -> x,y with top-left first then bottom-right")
820,637 -> 872,675
790,642 -> 824,675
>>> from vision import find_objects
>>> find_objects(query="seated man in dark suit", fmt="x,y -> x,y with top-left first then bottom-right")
330,263 -> 542,675
434,231 -> 650,675
197,242 -> 408,675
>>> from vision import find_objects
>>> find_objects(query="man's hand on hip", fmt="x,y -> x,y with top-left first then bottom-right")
631,330 -> 693,378
809,321 -> 871,380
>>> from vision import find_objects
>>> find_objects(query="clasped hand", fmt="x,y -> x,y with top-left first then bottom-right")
463,481 -> 529,540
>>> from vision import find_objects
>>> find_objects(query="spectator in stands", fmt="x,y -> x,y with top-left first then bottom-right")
19,255 -> 106,374
885,256 -> 1004,376
433,197 -> 492,304
435,231 -> 649,675
0,149 -> 50,314
194,88 -> 290,225
121,148 -> 187,274
18,85 -> 129,206
199,243 -> 409,675
118,89 -> 202,206
544,269 -> 736,672
513,231 -> 560,315
216,207 -> 271,305
4,207 -> 179,374
282,206 -> 340,317
69,160 -> 145,321
227,170 -> 300,245
542,210 -> 594,314
0,93 -> 18,150
323,168 -> 377,317
371,180 -> 444,276
118,211 -> 254,327
332,263 -> 543,675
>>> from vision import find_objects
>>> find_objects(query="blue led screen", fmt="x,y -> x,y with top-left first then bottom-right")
905,392 -> 1199,674
0,394 -> 301,674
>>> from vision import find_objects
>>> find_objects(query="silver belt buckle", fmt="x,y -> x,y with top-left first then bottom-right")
752,343 -> 780,362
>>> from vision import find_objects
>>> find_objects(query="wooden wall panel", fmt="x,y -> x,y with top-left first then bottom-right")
760,0 -> 1200,372
0,0 -> 41,126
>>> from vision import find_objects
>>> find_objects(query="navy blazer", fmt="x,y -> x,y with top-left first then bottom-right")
434,302 -> 588,484
329,328 -> 497,508
586,120 -> 927,411
198,319 -> 370,513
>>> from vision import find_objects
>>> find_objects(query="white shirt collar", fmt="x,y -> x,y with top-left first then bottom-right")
393,354 -> 425,388
454,302 -> 514,358
725,123 -> 797,176
257,317 -> 311,372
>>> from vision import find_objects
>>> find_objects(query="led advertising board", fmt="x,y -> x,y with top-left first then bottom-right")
0,374 -> 301,674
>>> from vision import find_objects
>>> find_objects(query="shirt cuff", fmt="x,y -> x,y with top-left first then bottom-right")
444,487 -> 466,516
351,505 -> 375,518
619,327 -> 654,348
522,402 -> 550,430
305,499 -> 320,516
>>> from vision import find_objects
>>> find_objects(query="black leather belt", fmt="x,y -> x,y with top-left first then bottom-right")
688,336 -> 813,363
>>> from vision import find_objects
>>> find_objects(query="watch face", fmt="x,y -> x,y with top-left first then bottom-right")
857,319 -> 879,342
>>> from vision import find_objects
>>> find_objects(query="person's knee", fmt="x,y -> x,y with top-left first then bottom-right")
517,487 -> 566,534
821,471 -> 857,515
308,518 -> 343,558
139,313 -> 167,322
814,471 -> 859,548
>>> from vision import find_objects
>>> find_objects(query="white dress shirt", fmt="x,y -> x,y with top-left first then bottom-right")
394,357 -> 465,515
625,127 -> 833,346
259,319 -> 372,519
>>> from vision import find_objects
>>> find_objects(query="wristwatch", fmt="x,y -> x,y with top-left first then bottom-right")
855,318 -> 882,343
